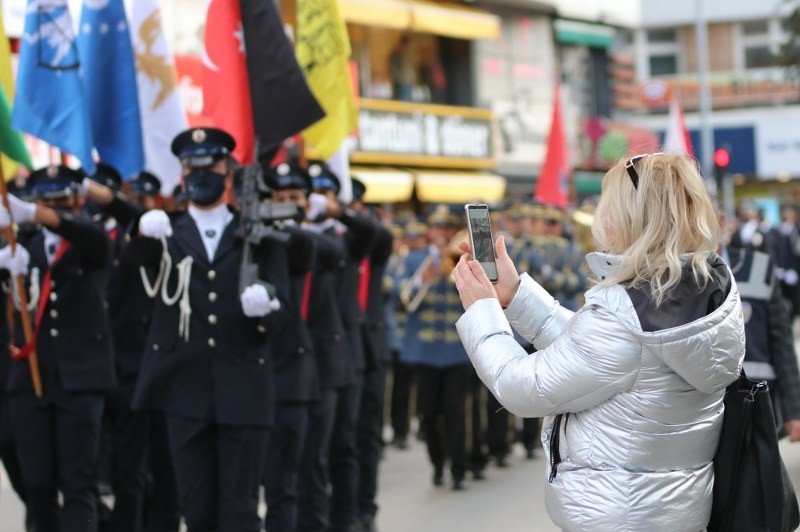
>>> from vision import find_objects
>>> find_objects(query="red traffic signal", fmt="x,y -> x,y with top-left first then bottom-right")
714,148 -> 730,169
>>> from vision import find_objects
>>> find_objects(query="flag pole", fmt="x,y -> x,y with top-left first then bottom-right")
0,162 -> 42,397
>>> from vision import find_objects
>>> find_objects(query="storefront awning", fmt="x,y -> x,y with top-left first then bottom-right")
338,0 -> 501,40
337,0 -> 412,30
410,2 -> 501,40
350,167 -> 415,203
414,171 -> 506,203
554,19 -> 616,49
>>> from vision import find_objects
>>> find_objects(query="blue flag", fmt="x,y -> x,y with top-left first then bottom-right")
78,0 -> 144,178
12,0 -> 96,174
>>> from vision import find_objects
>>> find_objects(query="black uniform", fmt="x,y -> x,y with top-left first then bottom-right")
297,226 -> 351,532
103,196 -> 180,532
728,247 -> 800,431
357,223 -> 393,524
331,210 -> 378,532
8,215 -> 114,532
131,209 -> 290,531
262,225 -> 319,532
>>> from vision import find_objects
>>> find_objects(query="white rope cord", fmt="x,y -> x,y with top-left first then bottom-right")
139,237 -> 194,341
11,267 -> 39,313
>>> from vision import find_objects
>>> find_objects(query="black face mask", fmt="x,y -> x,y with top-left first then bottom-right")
185,169 -> 227,207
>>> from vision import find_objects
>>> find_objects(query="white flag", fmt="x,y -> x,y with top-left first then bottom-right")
662,96 -> 693,157
328,139 -> 353,203
130,0 -> 187,194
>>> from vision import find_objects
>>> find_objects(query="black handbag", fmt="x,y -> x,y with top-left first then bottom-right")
708,372 -> 800,532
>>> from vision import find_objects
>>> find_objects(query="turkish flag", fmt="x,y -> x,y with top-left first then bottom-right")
202,0 -> 254,163
535,82 -> 569,208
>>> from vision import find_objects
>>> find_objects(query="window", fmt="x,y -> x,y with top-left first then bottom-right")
743,20 -> 769,36
744,45 -> 774,68
649,54 -> 678,76
648,29 -> 677,43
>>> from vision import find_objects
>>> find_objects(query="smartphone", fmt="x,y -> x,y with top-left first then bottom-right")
465,203 -> 498,283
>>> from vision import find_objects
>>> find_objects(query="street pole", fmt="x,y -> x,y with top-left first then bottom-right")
694,0 -> 720,201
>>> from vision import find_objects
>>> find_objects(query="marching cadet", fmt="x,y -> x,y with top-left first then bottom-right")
262,162 -> 320,532
2,165 -> 115,532
296,169 -> 352,532
80,171 -> 181,532
308,165 -> 378,532
543,207 -> 587,312
349,179 -> 394,532
389,220 -> 426,449
129,127 -> 290,532
0,241 -> 32,532
398,206 -> 472,491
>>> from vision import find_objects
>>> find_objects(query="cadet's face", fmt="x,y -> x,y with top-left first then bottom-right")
134,195 -> 159,211
505,218 -> 523,238
428,226 -> 455,248
272,188 -> 308,210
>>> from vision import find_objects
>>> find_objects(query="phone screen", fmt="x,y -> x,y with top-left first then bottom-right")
466,204 -> 498,282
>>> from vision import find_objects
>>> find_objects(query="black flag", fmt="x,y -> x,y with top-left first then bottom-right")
238,0 -> 325,162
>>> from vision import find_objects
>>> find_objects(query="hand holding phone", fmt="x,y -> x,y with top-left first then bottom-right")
465,203 -> 499,283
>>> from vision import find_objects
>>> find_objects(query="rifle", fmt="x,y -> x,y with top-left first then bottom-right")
236,162 -> 298,297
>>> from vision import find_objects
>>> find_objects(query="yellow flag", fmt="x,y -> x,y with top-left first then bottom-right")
295,0 -> 358,159
0,10 -> 20,178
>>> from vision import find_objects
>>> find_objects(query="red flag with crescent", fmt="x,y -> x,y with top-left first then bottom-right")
202,0 -> 254,163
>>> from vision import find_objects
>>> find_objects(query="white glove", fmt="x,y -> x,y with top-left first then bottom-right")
0,244 -> 30,277
0,195 -> 37,227
306,193 -> 328,222
786,269 -> 799,286
240,284 -> 281,318
78,177 -> 92,198
139,210 -> 172,239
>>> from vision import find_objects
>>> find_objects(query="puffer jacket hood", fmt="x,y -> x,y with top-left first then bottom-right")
456,251 -> 745,531
586,252 -> 743,394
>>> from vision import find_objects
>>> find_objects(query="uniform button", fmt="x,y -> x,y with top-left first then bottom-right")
152,344 -> 159,351
297,347 -> 305,354
50,328 -> 58,337
113,259 -> 120,267
208,292 -> 218,302
49,293 -> 58,302
333,334 -> 341,341
95,333 -> 103,341
208,338 -> 216,348
125,234 -> 131,242
49,309 -> 58,319
208,314 -> 217,325
50,281 -> 56,289
257,325 -> 266,333
76,268 -> 84,276
208,270 -> 216,280
258,358 -> 265,365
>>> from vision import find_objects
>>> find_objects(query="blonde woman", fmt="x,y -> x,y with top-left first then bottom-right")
454,154 -> 745,530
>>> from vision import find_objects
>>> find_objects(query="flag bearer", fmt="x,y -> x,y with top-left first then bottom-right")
130,127 -> 290,532
3,165 -> 115,532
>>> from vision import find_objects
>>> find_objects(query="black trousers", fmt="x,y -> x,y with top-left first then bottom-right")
263,401 -> 310,532
0,396 -> 26,504
469,376 -> 487,472
9,390 -> 104,532
521,417 -> 540,451
144,412 -> 180,532
329,379 -> 361,532
487,391 -> 510,460
297,382 -> 360,532
106,384 -> 149,532
390,355 -> 415,440
418,365 -> 471,481
297,388 -> 337,532
165,414 -> 268,532
357,364 -> 387,519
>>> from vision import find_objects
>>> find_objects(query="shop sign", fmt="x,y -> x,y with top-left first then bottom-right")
756,120 -> 800,179
351,99 -> 496,169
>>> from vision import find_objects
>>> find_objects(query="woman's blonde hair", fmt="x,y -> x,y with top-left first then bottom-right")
591,153 -> 720,306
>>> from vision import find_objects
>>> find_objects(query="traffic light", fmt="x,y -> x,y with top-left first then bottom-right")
714,146 -> 731,191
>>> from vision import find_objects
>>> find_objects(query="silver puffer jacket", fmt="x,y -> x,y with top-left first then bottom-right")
456,253 -> 745,531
